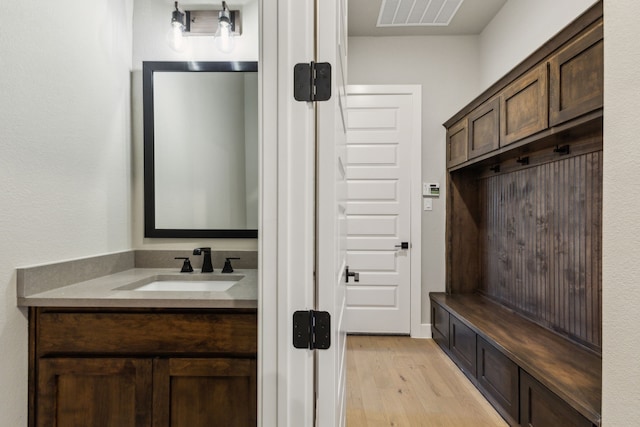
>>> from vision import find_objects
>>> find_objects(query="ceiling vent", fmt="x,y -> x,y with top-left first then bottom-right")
377,0 -> 464,27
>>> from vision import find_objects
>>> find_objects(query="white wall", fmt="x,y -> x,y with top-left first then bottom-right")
0,0 -> 134,424
479,0 -> 598,88
131,0 -> 259,250
602,0 -> 640,424
348,36 -> 480,323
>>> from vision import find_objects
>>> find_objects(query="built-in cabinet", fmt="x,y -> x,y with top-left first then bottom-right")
499,63 -> 548,146
430,296 -> 599,427
549,20 -> 604,127
446,118 -> 468,167
29,308 -> 257,427
437,2 -> 603,426
445,6 -> 603,169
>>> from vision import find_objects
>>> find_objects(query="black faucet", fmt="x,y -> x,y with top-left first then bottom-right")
192,247 -> 213,273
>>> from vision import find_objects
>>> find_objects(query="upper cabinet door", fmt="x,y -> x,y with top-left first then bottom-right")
549,20 -> 604,127
447,118 -> 469,167
468,98 -> 500,158
500,64 -> 549,146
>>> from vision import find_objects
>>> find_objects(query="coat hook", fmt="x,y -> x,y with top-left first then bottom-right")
553,145 -> 570,155
516,156 -> 529,165
489,164 -> 500,173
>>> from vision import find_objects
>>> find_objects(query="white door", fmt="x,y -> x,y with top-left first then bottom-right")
345,88 -> 416,334
316,0 -> 349,425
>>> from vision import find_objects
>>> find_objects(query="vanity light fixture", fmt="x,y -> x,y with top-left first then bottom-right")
168,2 -> 242,54
214,2 -> 236,54
168,1 -> 186,52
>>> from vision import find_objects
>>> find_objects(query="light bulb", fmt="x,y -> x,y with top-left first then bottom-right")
166,23 -> 186,52
168,1 -> 186,53
214,21 -> 235,54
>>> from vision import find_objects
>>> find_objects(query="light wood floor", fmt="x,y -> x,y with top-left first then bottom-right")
346,335 -> 508,427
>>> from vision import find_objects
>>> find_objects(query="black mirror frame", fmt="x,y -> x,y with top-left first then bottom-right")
143,61 -> 259,238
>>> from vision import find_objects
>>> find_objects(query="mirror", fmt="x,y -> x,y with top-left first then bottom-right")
143,61 -> 258,238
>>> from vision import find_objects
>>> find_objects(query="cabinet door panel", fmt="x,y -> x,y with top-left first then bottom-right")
153,358 -> 257,427
549,21 -> 603,126
449,315 -> 476,377
37,358 -> 152,427
431,301 -> 450,349
447,118 -> 468,167
500,64 -> 548,146
520,370 -> 593,427
476,337 -> 519,425
468,98 -> 500,158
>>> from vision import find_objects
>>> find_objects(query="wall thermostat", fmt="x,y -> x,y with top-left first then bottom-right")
423,182 -> 440,198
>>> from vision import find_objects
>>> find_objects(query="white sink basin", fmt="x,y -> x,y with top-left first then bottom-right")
134,280 -> 237,292
115,274 -> 245,292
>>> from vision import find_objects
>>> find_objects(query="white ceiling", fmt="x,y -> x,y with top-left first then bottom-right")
348,0 -> 508,37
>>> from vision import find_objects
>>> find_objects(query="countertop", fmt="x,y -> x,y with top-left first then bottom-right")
18,268 -> 257,309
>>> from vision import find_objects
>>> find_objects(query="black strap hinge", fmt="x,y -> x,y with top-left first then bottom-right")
293,310 -> 331,350
294,62 -> 331,102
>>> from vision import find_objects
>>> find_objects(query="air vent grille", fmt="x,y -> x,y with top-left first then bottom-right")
377,0 -> 464,27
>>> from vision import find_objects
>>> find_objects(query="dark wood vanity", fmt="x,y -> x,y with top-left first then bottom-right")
432,2 -> 603,426
29,307 -> 257,427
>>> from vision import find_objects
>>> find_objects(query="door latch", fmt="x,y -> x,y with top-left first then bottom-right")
395,242 -> 409,250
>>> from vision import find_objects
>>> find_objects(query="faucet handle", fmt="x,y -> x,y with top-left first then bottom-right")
174,257 -> 193,273
222,257 -> 240,273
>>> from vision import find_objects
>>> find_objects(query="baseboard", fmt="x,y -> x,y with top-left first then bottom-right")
411,323 -> 432,339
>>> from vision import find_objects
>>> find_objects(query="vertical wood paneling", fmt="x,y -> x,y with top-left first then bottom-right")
479,151 -> 602,350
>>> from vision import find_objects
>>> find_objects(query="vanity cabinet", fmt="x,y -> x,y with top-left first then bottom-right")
37,358 -> 152,427
29,308 -> 258,427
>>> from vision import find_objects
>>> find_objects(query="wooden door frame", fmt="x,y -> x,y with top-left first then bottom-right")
346,85 -> 425,338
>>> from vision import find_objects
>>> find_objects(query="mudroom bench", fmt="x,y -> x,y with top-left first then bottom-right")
436,2 -> 603,426
430,292 -> 601,426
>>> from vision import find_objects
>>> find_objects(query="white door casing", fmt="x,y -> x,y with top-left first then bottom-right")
346,85 -> 423,336
316,0 -> 349,425
259,0 -> 316,426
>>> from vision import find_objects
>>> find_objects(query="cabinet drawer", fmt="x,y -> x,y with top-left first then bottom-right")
36,309 -> 257,356
549,20 -> 603,127
520,370 -> 593,427
449,315 -> 476,377
500,63 -> 548,146
431,301 -> 450,349
476,337 -> 519,425
468,98 -> 500,158
447,118 -> 468,167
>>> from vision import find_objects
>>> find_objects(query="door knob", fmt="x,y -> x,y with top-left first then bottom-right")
395,242 -> 409,250
345,266 -> 359,283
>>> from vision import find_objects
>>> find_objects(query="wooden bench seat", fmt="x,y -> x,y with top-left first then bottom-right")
430,292 -> 601,426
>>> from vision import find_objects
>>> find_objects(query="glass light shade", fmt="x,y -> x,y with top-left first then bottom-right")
214,21 -> 235,54
166,24 -> 186,52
